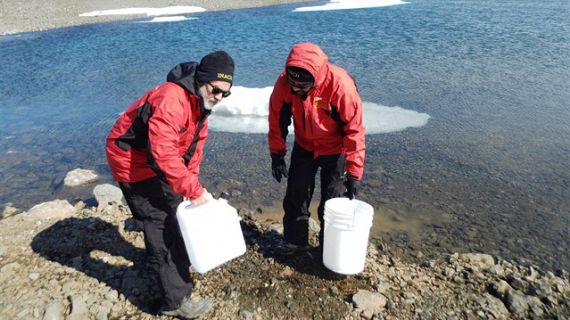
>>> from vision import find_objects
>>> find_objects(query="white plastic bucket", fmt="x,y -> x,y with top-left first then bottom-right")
176,198 -> 246,274
323,197 -> 374,275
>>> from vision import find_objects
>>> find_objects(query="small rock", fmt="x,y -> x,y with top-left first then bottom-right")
524,266 -> 539,282
95,307 -> 109,320
529,279 -> 552,298
67,295 -> 88,320
507,275 -> 526,291
29,272 -> 40,281
361,308 -> 374,319
458,253 -> 495,270
280,266 -> 293,277
374,282 -> 390,294
488,279 -> 512,300
1,204 -> 20,218
74,201 -> 86,210
64,168 -> 98,187
352,289 -> 387,313
17,308 -> 30,318
444,267 -> 455,278
43,301 -> 65,320
527,296 -> 545,317
505,290 -> 528,314
487,264 -> 505,276
477,293 -> 510,319
330,286 -> 340,295
105,290 -> 119,302
1,261 -> 20,273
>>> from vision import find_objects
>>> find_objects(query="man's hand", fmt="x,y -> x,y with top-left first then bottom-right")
344,175 -> 361,200
191,189 -> 213,206
271,153 -> 288,183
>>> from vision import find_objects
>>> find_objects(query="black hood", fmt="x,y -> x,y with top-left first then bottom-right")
166,62 -> 212,117
166,62 -> 199,94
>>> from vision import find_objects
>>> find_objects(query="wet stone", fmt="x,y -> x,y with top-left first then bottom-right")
64,168 -> 98,187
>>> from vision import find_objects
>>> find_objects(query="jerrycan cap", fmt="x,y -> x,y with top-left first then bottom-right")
219,191 -> 231,203
220,191 -> 231,199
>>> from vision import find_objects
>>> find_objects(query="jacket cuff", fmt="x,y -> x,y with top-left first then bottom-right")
188,185 -> 205,200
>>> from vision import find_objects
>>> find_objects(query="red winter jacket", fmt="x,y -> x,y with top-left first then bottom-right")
106,62 -> 208,199
268,43 -> 366,179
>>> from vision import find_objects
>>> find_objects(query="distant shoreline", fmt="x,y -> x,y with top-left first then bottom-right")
0,0 -> 315,36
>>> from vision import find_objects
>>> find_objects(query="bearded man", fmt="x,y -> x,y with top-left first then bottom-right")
106,51 -> 234,319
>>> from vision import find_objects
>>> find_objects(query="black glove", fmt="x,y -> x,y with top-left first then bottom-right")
271,153 -> 288,183
344,175 -> 361,200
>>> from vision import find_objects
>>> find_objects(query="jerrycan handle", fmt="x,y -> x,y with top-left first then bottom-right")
217,191 -> 242,222
350,197 -> 357,228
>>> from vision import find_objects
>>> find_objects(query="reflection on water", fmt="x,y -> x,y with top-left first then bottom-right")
371,207 -> 428,240
0,0 -> 569,273
209,89 -> 430,134
252,200 -> 430,242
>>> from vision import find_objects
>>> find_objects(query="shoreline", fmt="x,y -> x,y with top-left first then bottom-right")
1,194 -> 569,319
0,0 -> 315,36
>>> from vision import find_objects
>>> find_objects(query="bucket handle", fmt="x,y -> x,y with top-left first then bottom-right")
332,197 -> 358,228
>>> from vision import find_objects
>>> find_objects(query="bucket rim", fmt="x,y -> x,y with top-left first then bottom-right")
324,198 -> 374,217
324,197 -> 373,209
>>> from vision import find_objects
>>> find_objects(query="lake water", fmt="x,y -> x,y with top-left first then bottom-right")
0,0 -> 568,272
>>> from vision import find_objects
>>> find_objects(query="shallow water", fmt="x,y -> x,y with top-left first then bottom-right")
0,0 -> 568,271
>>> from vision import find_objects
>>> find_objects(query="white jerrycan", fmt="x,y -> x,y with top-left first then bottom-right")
176,194 -> 246,274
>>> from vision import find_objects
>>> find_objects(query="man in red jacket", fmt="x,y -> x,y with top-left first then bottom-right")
268,42 -> 366,255
106,51 -> 234,319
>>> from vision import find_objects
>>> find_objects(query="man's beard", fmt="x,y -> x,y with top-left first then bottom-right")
199,86 -> 217,110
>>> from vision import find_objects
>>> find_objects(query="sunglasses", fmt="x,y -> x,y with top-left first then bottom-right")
208,82 -> 231,98
287,76 -> 313,90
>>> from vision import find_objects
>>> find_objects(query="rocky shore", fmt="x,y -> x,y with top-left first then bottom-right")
0,184 -> 569,319
0,0 -> 314,36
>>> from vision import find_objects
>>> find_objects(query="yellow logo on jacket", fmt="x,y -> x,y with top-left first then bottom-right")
313,96 -> 327,109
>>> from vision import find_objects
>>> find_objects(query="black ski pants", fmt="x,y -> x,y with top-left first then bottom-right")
119,177 -> 192,310
283,143 -> 346,247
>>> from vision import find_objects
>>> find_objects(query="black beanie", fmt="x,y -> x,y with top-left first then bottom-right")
286,66 -> 314,83
196,51 -> 235,85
